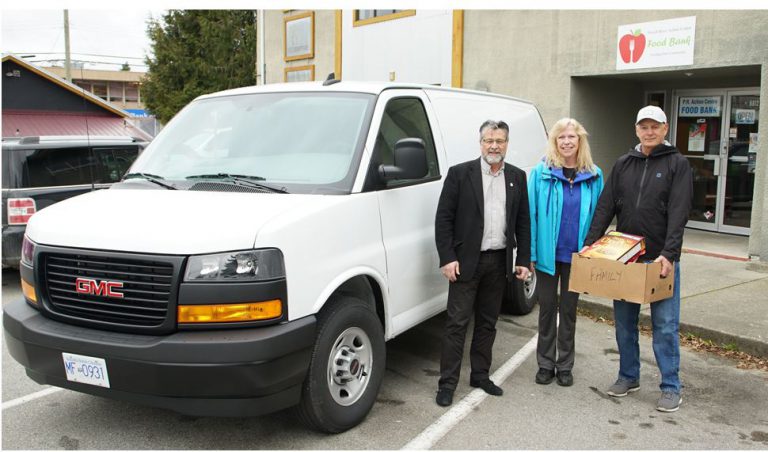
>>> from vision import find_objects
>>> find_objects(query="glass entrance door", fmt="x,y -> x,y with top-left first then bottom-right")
721,91 -> 758,233
673,89 -> 758,235
674,91 -> 723,231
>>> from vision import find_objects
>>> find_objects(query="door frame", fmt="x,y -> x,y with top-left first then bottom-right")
719,88 -> 759,236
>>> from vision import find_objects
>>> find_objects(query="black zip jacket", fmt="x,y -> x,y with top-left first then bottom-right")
584,143 -> 693,262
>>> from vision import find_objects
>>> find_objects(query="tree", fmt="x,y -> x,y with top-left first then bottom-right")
143,10 -> 257,124
120,62 -> 131,71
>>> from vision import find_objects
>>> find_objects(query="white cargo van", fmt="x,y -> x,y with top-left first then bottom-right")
3,81 -> 547,432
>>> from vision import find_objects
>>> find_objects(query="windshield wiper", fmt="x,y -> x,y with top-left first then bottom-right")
186,173 -> 287,193
187,173 -> 266,181
123,172 -> 177,190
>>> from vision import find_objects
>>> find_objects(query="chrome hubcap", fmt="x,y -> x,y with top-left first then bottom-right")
327,327 -> 372,406
524,271 -> 537,299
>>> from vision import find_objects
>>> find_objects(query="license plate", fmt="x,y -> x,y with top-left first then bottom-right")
62,352 -> 111,388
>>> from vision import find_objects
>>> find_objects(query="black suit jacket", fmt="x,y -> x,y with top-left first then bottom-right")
435,158 -> 531,283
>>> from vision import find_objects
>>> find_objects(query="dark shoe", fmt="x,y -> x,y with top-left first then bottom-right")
436,388 -> 454,407
556,370 -> 573,387
470,379 -> 504,396
535,368 -> 555,385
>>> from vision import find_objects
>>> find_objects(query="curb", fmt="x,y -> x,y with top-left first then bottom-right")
577,298 -> 768,359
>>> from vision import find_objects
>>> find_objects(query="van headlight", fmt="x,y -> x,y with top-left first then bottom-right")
184,249 -> 285,282
21,235 -> 36,268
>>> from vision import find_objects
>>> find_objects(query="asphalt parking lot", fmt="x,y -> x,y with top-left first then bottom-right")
3,268 -> 768,449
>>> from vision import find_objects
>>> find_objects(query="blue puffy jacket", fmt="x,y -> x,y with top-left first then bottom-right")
528,160 -> 604,276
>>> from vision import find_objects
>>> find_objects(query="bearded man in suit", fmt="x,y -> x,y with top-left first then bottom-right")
434,119 -> 532,407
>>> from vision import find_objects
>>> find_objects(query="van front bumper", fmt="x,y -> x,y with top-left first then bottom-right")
3,300 -> 316,417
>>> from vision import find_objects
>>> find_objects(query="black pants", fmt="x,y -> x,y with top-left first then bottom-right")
536,261 -> 578,372
438,251 -> 506,391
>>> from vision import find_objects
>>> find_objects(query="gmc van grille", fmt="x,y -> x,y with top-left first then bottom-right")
43,254 -> 175,327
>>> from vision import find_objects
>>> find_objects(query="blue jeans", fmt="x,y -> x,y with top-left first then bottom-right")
613,261 -> 681,394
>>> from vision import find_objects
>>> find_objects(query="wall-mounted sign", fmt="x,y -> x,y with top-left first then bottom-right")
679,96 -> 721,117
126,109 -> 149,118
616,16 -> 696,70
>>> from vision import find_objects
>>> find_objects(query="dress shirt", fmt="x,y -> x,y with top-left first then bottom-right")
480,158 -> 507,251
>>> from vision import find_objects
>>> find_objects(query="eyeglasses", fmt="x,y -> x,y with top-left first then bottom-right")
481,138 -> 508,145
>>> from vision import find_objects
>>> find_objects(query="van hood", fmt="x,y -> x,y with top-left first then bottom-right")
25,189 -> 318,255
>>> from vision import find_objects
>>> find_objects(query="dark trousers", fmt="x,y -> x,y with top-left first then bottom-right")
536,262 -> 579,372
438,251 -> 506,391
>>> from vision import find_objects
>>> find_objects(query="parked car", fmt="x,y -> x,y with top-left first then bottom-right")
2,136 -> 147,268
4,82 -> 546,433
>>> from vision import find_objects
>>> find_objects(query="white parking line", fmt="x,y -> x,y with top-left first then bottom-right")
2,387 -> 63,410
401,334 -> 538,450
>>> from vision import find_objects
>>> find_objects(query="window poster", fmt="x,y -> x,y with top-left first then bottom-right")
749,133 -> 758,153
688,123 -> 706,152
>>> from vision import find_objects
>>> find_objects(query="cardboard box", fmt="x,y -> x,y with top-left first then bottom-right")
568,253 -> 674,304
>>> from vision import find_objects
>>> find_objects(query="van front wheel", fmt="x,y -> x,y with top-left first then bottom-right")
296,297 -> 385,433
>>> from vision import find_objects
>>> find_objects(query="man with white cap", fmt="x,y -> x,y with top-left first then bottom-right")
583,105 -> 693,412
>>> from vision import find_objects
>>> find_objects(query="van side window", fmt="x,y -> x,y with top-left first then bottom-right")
366,97 -> 440,190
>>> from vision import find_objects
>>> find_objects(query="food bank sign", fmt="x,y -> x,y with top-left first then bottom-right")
616,16 -> 696,70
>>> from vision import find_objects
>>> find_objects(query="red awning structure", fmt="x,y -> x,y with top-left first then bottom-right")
3,110 -> 153,141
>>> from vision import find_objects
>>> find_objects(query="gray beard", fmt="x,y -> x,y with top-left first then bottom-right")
484,154 -> 504,165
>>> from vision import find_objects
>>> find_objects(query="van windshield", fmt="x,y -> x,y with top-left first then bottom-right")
129,92 -> 376,194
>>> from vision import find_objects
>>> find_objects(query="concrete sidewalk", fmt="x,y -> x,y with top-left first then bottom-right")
576,228 -> 768,358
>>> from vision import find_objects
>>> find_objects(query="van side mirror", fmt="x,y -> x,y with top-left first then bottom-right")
378,138 -> 428,181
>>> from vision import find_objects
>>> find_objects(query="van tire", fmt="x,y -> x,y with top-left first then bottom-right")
296,297 -> 385,433
501,271 -> 538,315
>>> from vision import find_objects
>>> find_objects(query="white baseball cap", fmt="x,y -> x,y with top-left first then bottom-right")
636,105 -> 667,124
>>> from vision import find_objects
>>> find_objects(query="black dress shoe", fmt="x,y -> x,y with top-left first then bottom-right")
535,368 -> 555,385
556,370 -> 573,387
470,379 -> 503,396
436,388 -> 454,406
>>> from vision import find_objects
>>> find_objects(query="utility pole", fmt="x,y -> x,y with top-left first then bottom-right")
64,9 -> 71,82
257,10 -> 266,85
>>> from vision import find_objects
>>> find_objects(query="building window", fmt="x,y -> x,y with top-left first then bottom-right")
284,12 -> 314,61
74,81 -> 91,92
125,82 -> 140,102
353,10 -> 416,27
284,65 -> 315,83
91,82 -> 107,100
646,91 -> 666,111
108,82 -> 123,103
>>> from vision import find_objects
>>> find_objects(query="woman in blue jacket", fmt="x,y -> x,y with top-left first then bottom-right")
528,118 -> 603,387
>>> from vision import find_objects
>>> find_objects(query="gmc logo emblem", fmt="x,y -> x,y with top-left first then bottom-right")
75,278 -> 124,299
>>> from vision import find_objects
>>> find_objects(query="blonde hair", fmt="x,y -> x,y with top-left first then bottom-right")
544,117 -> 596,174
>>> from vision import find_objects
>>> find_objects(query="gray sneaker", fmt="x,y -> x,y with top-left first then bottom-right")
656,392 -> 682,412
606,379 -> 640,397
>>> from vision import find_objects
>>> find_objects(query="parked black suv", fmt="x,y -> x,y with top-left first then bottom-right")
2,136 -> 147,268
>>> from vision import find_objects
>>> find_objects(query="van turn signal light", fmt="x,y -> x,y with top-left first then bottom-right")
21,279 -> 38,304
178,300 -> 282,323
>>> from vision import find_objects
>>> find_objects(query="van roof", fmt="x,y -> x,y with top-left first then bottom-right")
195,81 -> 535,106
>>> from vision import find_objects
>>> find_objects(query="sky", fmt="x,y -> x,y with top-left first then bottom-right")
1,9 -> 163,72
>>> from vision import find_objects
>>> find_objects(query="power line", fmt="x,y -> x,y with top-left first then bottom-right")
30,59 -> 148,68
13,52 -> 146,60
